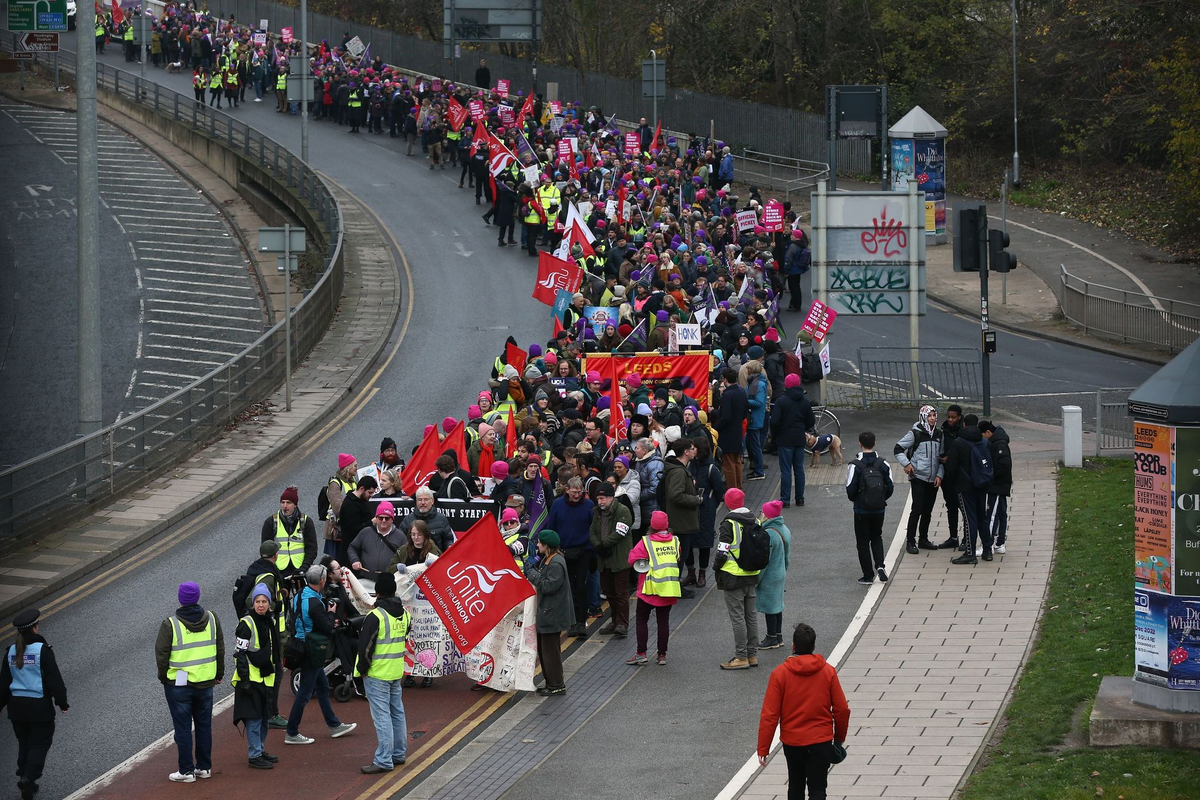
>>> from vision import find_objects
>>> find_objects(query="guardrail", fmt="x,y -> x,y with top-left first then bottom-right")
857,347 -> 982,409
1096,389 -> 1135,455
0,37 -> 344,538
734,150 -> 830,202
1059,265 -> 1200,354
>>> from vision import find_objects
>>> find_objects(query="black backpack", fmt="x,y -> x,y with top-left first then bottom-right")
854,458 -> 888,511
317,484 -> 331,521
231,572 -> 254,617
968,439 -> 995,489
729,519 -> 771,572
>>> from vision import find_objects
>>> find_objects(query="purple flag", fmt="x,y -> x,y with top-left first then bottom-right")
528,473 -> 549,537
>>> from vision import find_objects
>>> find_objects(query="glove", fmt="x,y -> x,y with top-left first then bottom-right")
394,563 -> 409,574
509,540 -> 526,556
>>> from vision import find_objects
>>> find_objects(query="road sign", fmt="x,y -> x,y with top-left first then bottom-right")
258,227 -> 307,253
11,51 -> 34,60
641,58 -> 665,100
7,0 -> 68,32
18,32 -> 59,52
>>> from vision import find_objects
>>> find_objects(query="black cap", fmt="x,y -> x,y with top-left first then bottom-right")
13,608 -> 39,630
595,482 -> 616,497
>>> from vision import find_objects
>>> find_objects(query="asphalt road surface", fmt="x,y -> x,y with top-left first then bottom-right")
0,34 -> 1160,799
0,102 -> 263,469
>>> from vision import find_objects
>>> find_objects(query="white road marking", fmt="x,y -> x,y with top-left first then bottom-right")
147,298 -> 259,310
146,342 -> 244,358
143,268 -> 247,281
145,309 -> 261,324
138,244 -> 243,255
140,257 -> 247,269
139,369 -> 207,380
145,288 -> 259,303
146,318 -> 261,332
125,227 -> 231,236
144,276 -> 255,293
147,332 -> 248,348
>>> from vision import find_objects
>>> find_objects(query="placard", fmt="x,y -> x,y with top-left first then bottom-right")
498,101 -> 515,126
624,132 -> 640,156
819,341 -> 832,375
549,100 -> 562,115
469,100 -> 485,121
675,323 -> 702,348
556,140 -> 572,162
345,36 -> 366,58
582,306 -> 620,335
735,209 -> 758,234
251,31 -> 266,45
280,26 -> 292,44
801,299 -> 837,344
496,79 -> 509,97
762,199 -> 785,231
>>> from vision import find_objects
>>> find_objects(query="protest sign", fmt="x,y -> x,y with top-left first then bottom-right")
735,209 -> 758,234
496,79 -> 509,97
469,100 -> 485,121
762,200 -> 785,231
582,306 -> 620,336
280,26 -> 292,43
801,299 -> 837,344
624,132 -> 640,156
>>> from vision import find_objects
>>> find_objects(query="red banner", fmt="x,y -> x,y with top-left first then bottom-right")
533,252 -> 584,306
505,341 -> 528,376
417,515 -> 535,653
447,98 -> 469,132
583,353 -> 713,409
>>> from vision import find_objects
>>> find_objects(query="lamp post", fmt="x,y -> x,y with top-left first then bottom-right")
649,49 -> 657,130
1011,0 -> 1020,187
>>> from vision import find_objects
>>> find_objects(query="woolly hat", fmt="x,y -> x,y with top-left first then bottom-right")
375,501 -> 396,519
626,372 -> 642,388
251,582 -> 273,605
614,455 -> 630,468
538,529 -> 561,548
178,581 -> 201,606
762,500 -> 784,519
478,422 -> 494,437
664,425 -> 681,443
724,487 -> 746,509
636,403 -> 654,416
650,510 -> 669,531
338,453 -> 356,469
585,370 -> 602,383
280,486 -> 299,504
656,310 -> 669,322
764,328 -> 780,343
529,344 -> 543,357
442,416 -> 458,433
259,540 -> 280,558
375,572 -> 397,598
380,437 -> 397,453
479,390 -> 491,403
544,351 -> 558,366
490,461 -> 510,480
618,323 -> 633,338
747,345 -> 765,360
501,507 -> 520,524
469,404 -> 482,419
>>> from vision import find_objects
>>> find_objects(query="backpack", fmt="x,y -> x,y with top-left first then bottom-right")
854,458 -> 888,511
801,352 -> 824,384
730,519 -> 771,572
231,572 -> 254,617
317,484 -> 331,521
783,351 -> 802,379
654,468 -> 668,511
967,439 -> 994,489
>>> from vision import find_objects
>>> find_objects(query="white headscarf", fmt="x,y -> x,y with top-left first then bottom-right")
918,405 -> 937,436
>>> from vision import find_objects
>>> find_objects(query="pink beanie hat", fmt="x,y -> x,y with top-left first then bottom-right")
762,500 -> 784,519
337,453 -> 355,469
724,487 -> 746,509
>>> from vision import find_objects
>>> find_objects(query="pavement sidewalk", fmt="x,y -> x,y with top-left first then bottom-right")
736,435 -> 1060,800
0,104 -> 403,621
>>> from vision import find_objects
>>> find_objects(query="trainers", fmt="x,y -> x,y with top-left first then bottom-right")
268,715 -> 289,729
656,653 -> 668,666
982,551 -> 994,561
936,537 -> 959,550
857,576 -> 874,586
798,499 -> 805,506
995,544 -> 1006,554
906,543 -> 919,555
625,653 -> 648,665
975,546 -> 983,556
781,501 -> 791,508
720,656 -> 750,670
194,769 -> 212,779
284,733 -> 314,745
950,554 -> 977,565
877,567 -> 889,583
330,723 -> 357,738
918,540 -> 939,550
169,771 -> 196,783
248,756 -> 274,770
536,684 -> 566,696
747,473 -> 766,481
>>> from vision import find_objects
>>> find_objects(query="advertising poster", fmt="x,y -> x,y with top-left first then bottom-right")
1134,422 -> 1174,591
1135,588 -> 1170,682
890,140 -> 914,193
1133,589 -> 1200,689
1175,427 -> 1200,596
914,139 -> 946,236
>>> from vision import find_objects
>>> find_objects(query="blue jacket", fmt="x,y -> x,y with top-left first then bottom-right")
755,518 -> 791,615
719,153 -> 734,182
545,495 -> 595,550
746,374 -> 768,430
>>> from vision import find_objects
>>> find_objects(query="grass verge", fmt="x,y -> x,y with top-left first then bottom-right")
959,458 -> 1200,800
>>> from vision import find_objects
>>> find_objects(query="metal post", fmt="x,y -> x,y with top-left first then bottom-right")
826,86 -> 838,192
300,0 -> 309,162
77,0 -> 103,495
54,51 -> 59,90
284,223 -> 292,412
880,85 -> 889,191
814,180 -> 828,407
531,0 -> 539,92
16,35 -> 24,91
140,2 -> 147,78
650,49 -> 657,130
1095,390 -> 1102,456
978,205 -> 991,416
1001,170 -> 1009,304
1011,0 -> 1020,187
908,183 -> 920,401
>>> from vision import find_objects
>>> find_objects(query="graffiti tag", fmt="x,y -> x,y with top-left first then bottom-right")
831,292 -> 906,315
860,209 -> 908,258
829,265 -> 910,292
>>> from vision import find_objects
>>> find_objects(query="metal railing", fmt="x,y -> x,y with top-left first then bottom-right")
0,38 -> 344,538
199,0 -> 869,173
734,150 -> 830,203
1096,389 -> 1135,455
1060,265 -> 1200,354
857,347 -> 982,409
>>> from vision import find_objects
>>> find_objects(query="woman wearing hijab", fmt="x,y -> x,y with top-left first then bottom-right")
2,608 -> 68,800
893,405 -> 945,555
233,585 -> 279,770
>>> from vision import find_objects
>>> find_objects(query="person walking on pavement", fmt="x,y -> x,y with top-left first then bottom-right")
945,414 -> 993,564
526,530 -> 572,696
625,511 -> 680,666
261,486 -> 317,588
661,438 -> 703,598
757,623 -> 850,800
936,405 -> 968,550
846,432 -> 895,585
285,565 -> 357,745
2,609 -> 68,800
756,501 -> 792,649
894,405 -> 944,555
716,488 -> 763,670
772,373 -> 815,508
355,573 -> 411,774
589,482 -> 634,637
744,361 -> 770,481
715,368 -> 748,491
233,584 -> 279,770
155,581 -> 224,784
980,421 -> 1013,555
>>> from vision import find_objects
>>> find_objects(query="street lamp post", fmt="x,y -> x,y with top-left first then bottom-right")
1011,0 -> 1019,187
649,49 -> 657,130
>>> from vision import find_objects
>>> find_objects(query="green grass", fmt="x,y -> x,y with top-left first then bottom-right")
959,459 -> 1200,800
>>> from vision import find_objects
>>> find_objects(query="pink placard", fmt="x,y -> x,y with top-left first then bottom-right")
801,300 -> 837,344
762,199 -> 785,231
496,79 -> 509,97
624,132 -> 640,156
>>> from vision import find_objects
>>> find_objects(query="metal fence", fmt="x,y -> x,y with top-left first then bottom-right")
1096,389 -> 1135,455
1060,265 -> 1200,354
0,39 -> 344,538
856,347 -> 982,409
202,0 -> 871,173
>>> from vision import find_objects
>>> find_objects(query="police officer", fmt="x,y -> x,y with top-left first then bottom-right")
354,573 -> 411,774
2,609 -> 68,800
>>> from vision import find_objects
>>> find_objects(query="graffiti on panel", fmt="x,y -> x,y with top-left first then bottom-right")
830,292 -> 907,315
859,209 -> 908,258
829,264 -> 911,292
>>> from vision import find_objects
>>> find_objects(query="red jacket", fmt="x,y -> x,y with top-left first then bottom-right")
758,654 -> 850,754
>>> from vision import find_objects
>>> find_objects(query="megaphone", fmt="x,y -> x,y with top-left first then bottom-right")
633,559 -> 650,574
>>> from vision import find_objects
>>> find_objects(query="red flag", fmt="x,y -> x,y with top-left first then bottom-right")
649,120 -> 662,154
400,425 -> 442,497
442,420 -> 469,473
552,314 -> 565,339
515,93 -> 535,128
111,0 -> 123,24
447,98 -> 469,132
564,221 -> 595,260
416,515 -> 535,654
505,342 -> 528,376
532,251 -> 584,306
487,132 -> 518,177
616,183 -> 627,227
505,408 -> 517,459
469,123 -> 488,157
568,154 -> 580,183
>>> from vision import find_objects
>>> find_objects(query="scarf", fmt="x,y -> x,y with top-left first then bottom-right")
918,405 -> 936,436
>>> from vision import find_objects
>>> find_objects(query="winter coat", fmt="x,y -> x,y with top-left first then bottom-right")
770,386 -> 815,448
944,425 -> 985,490
757,654 -> 850,754
355,596 -> 409,678
628,532 -> 680,607
337,491 -> 375,544
155,603 -> 225,687
634,451 -> 664,518
661,456 -> 702,534
940,419 -> 964,488
893,423 -> 945,484
616,469 -> 642,530
755,518 -> 791,614
714,384 -> 748,454
845,452 -> 895,514
232,611 -> 277,724
397,509 -> 455,552
0,633 -> 68,721
690,457 -> 725,549
348,524 -> 405,577
746,373 -> 768,431
589,501 -> 635,572
387,539 -> 441,570
987,426 -> 1013,496
527,552 -> 574,633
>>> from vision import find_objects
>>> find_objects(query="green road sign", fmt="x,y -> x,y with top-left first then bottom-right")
8,0 -> 69,32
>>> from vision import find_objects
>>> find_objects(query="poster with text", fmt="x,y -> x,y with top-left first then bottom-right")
1135,422 -> 1174,592
890,140 -> 914,192
914,139 -> 946,236
1135,587 -> 1170,683
1175,427 -> 1200,596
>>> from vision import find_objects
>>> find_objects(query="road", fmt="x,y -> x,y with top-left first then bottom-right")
0,102 -> 263,468
0,32 -> 1159,798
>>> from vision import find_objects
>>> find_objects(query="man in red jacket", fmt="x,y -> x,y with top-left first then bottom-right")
757,623 -> 850,800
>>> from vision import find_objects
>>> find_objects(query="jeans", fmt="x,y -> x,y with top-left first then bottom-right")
905,479 -> 940,544
778,446 -> 805,503
959,489 -> 991,554
782,741 -> 834,800
245,715 -> 269,759
987,493 -> 1008,546
164,684 -> 213,774
746,428 -> 764,475
364,676 -> 407,768
287,661 -> 341,736
723,584 -> 758,658
588,568 -> 601,611
853,513 -> 885,578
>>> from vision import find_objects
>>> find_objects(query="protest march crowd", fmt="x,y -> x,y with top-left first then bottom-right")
1,6 -> 1015,798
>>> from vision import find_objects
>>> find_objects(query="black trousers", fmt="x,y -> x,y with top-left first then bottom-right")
12,719 -> 55,785
782,741 -> 833,800
497,215 -> 514,244
787,273 -> 804,310
537,632 -> 564,688
563,548 -> 590,625
941,481 -> 964,539
905,479 -> 940,544
959,489 -> 990,554
853,512 -> 885,578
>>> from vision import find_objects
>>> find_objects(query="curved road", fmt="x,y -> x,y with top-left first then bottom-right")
0,32 -> 1159,798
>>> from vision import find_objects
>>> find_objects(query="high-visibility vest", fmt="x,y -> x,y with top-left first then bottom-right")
231,615 -> 275,688
355,607 -> 410,680
273,512 -> 308,570
502,527 -> 525,571
209,73 -> 222,89
719,521 -> 761,578
276,73 -> 287,90
446,129 -> 461,142
226,71 -> 239,87
629,223 -> 645,243
537,184 -> 561,214
6,643 -> 44,698
96,23 -> 106,37
641,535 -> 681,597
348,90 -> 362,109
166,612 -> 218,683
523,197 -> 542,225
123,27 -> 133,42
193,73 -> 203,89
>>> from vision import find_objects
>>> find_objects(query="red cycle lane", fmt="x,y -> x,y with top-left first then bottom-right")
79,673 -> 510,800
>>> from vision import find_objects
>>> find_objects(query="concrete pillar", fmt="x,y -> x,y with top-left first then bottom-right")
1062,405 -> 1083,467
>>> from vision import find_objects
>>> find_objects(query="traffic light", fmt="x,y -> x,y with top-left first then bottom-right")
954,206 -> 981,272
989,229 -> 1016,273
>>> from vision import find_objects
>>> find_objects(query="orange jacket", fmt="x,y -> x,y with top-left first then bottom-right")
758,654 -> 850,754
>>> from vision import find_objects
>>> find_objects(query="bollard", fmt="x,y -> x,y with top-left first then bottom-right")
1062,405 -> 1083,467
